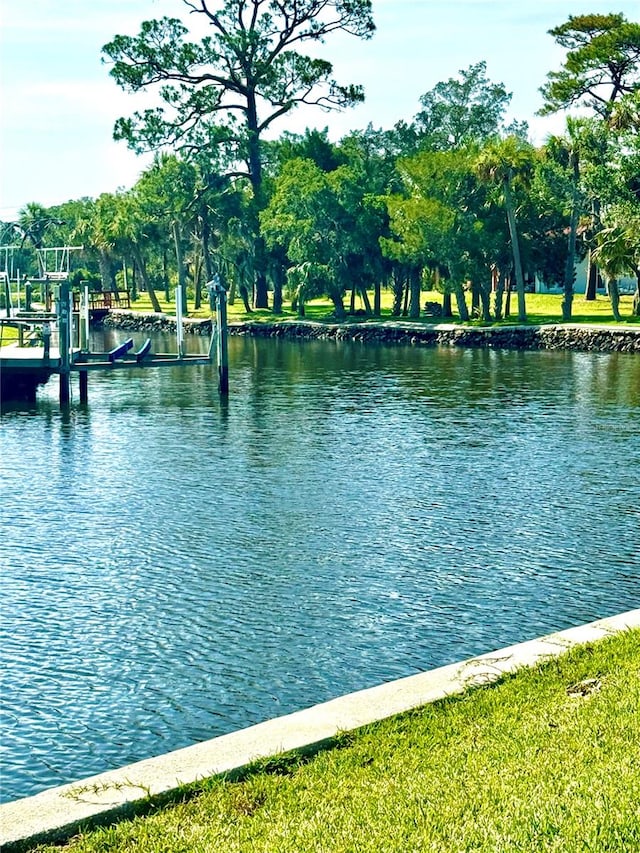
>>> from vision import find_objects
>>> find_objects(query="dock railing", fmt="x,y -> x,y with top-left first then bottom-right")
72,290 -> 131,312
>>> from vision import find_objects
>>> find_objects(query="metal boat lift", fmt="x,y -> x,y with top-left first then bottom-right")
0,282 -> 228,406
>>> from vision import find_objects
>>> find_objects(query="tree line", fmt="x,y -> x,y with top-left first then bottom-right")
3,4 -> 639,321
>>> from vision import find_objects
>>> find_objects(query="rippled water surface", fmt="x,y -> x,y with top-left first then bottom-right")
1,334 -> 639,803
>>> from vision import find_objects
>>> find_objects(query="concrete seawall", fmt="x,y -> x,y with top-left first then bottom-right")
2,609 -> 639,851
100,312 -> 640,353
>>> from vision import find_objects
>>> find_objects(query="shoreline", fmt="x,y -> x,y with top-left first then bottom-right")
100,311 -> 640,353
2,610 -> 638,851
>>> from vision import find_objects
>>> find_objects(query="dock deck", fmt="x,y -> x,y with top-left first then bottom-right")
1,280 -> 226,405
0,342 -> 211,373
0,342 -> 73,369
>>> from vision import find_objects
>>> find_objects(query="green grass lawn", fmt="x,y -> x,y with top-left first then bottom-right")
128,289 -> 639,326
31,628 -> 640,853
0,325 -> 19,344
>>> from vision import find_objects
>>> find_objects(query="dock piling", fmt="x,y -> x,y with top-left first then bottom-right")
56,282 -> 72,405
79,369 -> 88,404
176,286 -> 185,358
208,277 -> 229,397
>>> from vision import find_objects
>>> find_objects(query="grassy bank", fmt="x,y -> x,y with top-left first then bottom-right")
0,325 -> 19,343
127,290 -> 639,325
32,628 -> 640,852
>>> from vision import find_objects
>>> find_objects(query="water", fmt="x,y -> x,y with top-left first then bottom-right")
1,334 -> 639,804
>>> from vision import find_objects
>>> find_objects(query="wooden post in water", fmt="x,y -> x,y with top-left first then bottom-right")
79,284 -> 90,351
217,287 -> 229,396
176,285 -> 185,358
57,281 -> 71,406
208,276 -> 229,397
79,369 -> 88,404
79,284 -> 89,403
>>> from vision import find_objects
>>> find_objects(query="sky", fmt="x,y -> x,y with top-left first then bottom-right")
1,0 -> 637,221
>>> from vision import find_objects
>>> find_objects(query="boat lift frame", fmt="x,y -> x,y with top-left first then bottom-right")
1,281 -> 228,406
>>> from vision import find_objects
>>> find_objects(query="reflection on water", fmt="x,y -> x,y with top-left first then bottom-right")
1,335 -> 639,803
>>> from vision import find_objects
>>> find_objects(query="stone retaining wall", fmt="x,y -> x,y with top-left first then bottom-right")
101,312 -> 640,353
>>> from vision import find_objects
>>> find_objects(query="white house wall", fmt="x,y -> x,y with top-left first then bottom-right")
536,257 -> 636,295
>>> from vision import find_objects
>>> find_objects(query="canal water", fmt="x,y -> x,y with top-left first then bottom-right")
1,333 -> 639,803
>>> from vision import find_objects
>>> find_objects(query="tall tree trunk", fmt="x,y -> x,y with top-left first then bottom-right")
373,279 -> 381,316
193,246 -> 203,311
442,289 -> 453,318
253,238 -> 269,309
239,285 -> 252,313
633,270 -> 640,317
173,220 -> 188,315
493,270 -> 506,321
585,199 -> 602,301
585,253 -> 599,301
359,285 -> 373,316
453,282 -> 469,321
329,287 -> 346,318
132,245 -> 162,313
227,277 -> 236,306
246,92 -> 269,309
503,177 -> 526,322
608,277 -> 621,321
271,265 -> 284,314
471,280 -> 481,318
402,272 -> 410,316
478,278 -> 492,322
504,273 -> 512,318
200,207 -> 213,282
98,251 -> 116,292
130,259 -> 138,301
392,269 -> 403,316
409,267 -> 421,318
198,205 -> 213,311
562,150 -> 580,321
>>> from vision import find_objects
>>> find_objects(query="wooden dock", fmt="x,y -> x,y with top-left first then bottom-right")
0,339 -> 213,404
1,281 -> 228,406
0,342 -> 73,368
0,342 -> 210,371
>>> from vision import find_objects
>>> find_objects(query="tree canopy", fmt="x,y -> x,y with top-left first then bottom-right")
539,13 -> 640,117
5,10 -> 640,323
414,61 -> 521,149
103,0 -> 375,307
103,0 -> 374,189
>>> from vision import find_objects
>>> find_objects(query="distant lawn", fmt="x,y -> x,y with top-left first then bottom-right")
128,289 -> 639,326
0,325 -> 19,344
32,627 -> 640,853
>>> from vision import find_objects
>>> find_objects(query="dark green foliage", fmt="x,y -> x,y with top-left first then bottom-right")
68,268 -> 102,290
103,1 -> 374,186
540,13 -> 640,117
414,61 -> 518,150
103,0 -> 375,308
267,128 -> 347,175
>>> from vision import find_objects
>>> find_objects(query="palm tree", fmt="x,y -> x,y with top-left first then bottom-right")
72,197 -> 118,291
553,118 -> 589,321
16,202 -> 61,249
592,223 -> 635,321
475,136 -> 535,323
